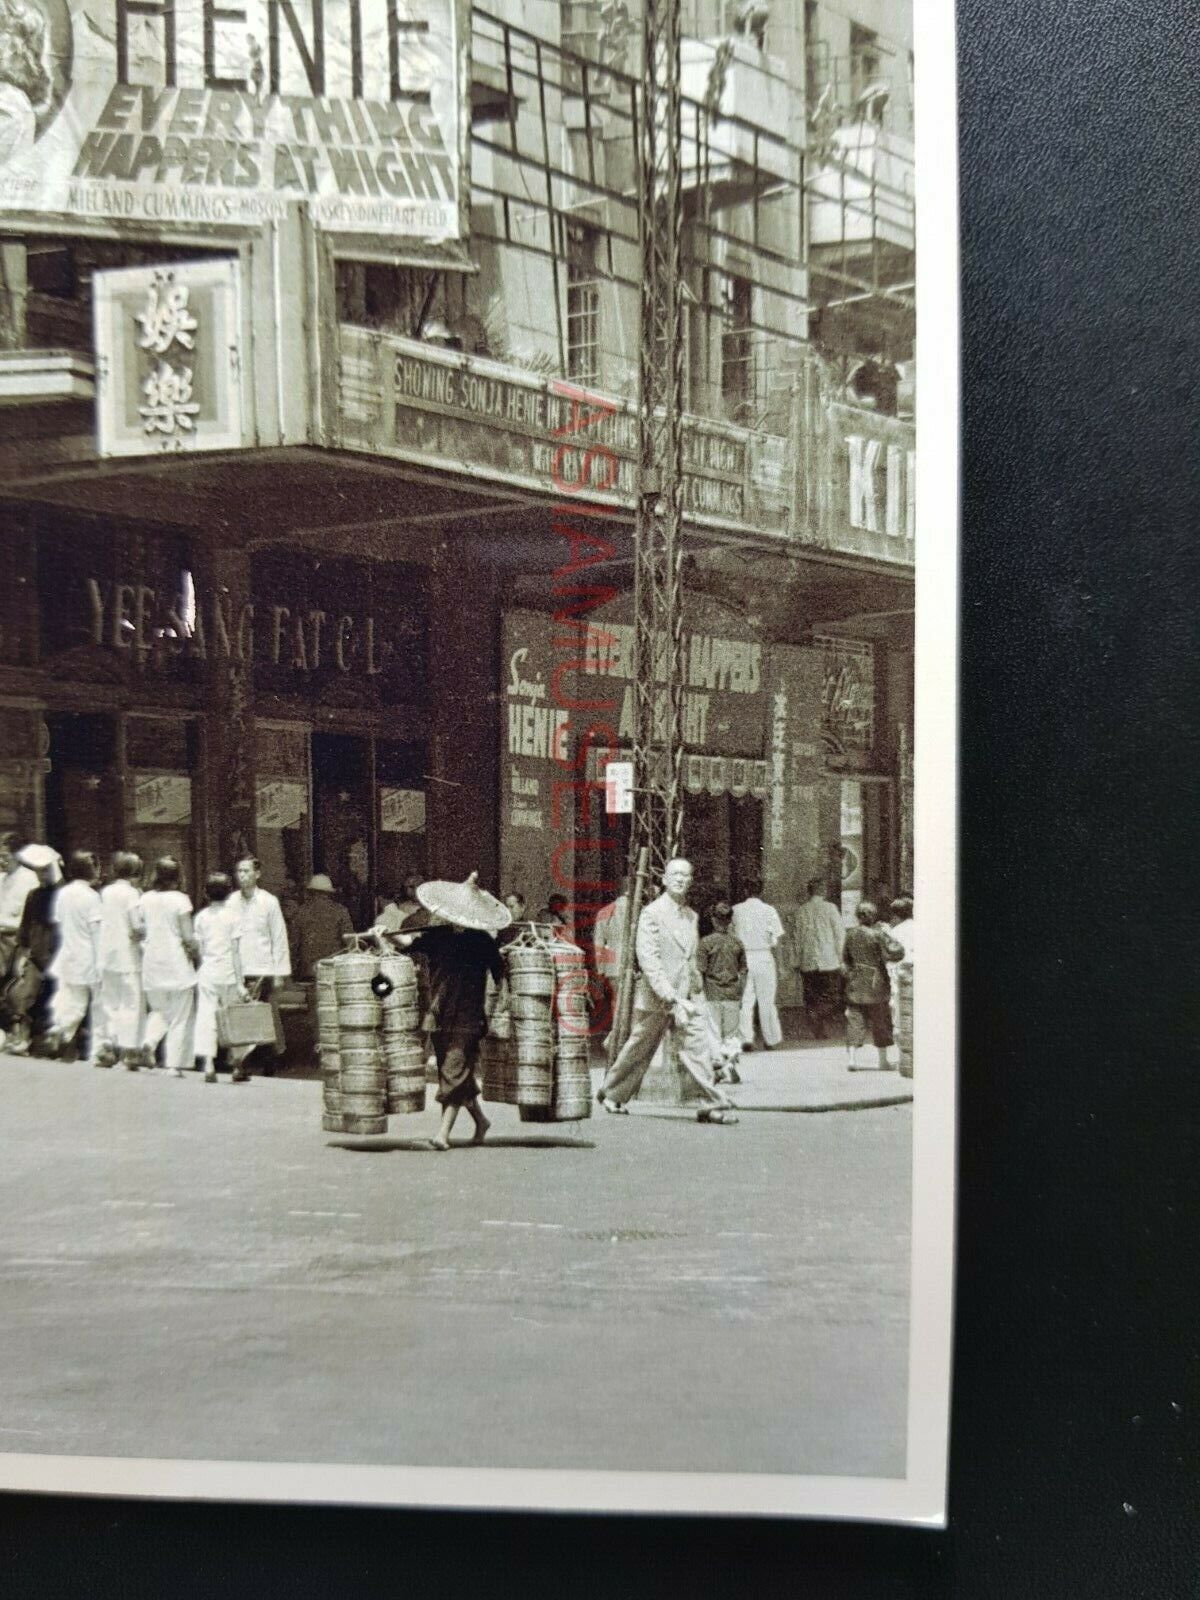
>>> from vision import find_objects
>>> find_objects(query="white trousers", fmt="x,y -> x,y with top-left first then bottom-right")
739,951 -> 782,1047
144,987 -> 196,1072
98,971 -> 141,1053
50,982 -> 95,1045
194,978 -> 241,1061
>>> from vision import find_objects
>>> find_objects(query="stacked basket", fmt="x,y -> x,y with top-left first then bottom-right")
335,950 -> 387,1135
315,958 -> 343,1132
896,964 -> 913,1079
521,935 -> 593,1123
506,945 -> 555,1109
480,970 -> 516,1105
378,953 -> 425,1115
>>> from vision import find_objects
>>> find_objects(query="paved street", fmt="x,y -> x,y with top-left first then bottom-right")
0,1049 -> 911,1479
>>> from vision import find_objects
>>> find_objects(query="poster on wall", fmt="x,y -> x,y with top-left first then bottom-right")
499,600 -> 772,917
380,786 -> 425,834
761,642 -> 825,906
0,0 -> 464,238
255,778 -> 306,830
133,772 -> 192,825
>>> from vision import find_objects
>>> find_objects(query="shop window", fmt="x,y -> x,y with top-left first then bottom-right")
44,715 -> 120,869
255,724 -> 311,903
25,242 -> 75,300
125,716 -> 202,897
312,733 -> 373,932
335,261 -> 472,347
719,272 -> 754,421
13,235 -> 228,356
375,739 -> 428,918
0,708 -> 45,842
565,221 -> 601,385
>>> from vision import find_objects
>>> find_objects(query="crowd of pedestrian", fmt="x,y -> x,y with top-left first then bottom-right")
0,834 -> 298,1080
525,869 -> 915,1075
2,823 -> 915,1090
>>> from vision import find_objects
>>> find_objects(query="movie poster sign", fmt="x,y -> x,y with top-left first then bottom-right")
0,0 -> 464,237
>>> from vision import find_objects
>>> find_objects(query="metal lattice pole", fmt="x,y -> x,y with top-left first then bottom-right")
630,0 -> 685,886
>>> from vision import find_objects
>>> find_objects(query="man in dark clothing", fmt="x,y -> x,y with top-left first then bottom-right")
842,901 -> 905,1072
8,855 -> 61,1055
290,874 -> 355,978
697,901 -> 747,1038
392,872 -> 510,1149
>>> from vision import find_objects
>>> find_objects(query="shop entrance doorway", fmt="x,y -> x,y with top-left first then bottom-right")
683,792 -> 764,923
44,714 -> 120,868
312,733 -> 373,932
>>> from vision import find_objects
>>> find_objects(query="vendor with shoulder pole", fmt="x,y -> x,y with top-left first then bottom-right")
389,872 -> 510,1151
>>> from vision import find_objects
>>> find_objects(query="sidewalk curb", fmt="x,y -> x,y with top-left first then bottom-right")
734,1095 -> 913,1114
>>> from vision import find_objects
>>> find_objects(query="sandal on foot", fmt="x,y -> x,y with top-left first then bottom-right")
597,1095 -> 628,1115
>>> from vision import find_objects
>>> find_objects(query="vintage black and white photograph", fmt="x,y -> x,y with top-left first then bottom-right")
0,0 -> 955,1521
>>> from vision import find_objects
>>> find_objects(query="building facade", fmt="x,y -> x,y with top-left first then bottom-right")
0,0 -> 914,990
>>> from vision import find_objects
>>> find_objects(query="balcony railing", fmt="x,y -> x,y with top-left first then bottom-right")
808,123 -> 915,255
678,36 -> 799,188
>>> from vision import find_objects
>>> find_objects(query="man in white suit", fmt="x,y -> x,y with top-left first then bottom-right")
597,859 -> 736,1123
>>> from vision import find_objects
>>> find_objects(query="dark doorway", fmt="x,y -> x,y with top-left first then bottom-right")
45,714 -> 120,866
311,733 -> 372,931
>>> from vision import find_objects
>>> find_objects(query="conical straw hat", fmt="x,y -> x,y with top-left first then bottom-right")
416,871 -> 512,934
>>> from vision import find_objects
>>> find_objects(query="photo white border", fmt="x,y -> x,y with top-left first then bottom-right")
0,0 -> 958,1526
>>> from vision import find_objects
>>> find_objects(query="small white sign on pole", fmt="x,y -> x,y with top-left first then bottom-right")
604,760 -> 634,815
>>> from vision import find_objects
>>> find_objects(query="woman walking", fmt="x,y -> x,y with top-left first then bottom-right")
392,872 -> 509,1150
842,901 -> 906,1073
46,850 -> 102,1061
193,872 -> 248,1083
95,852 -> 143,1069
136,857 -> 198,1077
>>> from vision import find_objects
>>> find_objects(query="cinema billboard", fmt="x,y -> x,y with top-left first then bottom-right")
0,0 -> 466,238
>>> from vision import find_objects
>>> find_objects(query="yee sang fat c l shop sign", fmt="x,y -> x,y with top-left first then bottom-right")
0,0 -> 464,238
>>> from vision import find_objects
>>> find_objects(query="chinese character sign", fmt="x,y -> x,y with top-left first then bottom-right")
0,0 -> 465,239
94,259 -> 244,458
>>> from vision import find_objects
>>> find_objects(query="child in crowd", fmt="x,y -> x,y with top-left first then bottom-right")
697,900 -> 747,1086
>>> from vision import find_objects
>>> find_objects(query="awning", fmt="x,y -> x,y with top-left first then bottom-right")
323,237 -> 477,273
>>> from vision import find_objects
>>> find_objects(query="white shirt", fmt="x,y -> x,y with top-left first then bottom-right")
794,895 -> 846,973
49,879 -> 102,987
731,896 -> 784,954
98,880 -> 141,975
889,918 -> 915,964
0,863 -> 37,934
194,902 -> 241,988
139,890 -> 197,990
228,887 -> 291,978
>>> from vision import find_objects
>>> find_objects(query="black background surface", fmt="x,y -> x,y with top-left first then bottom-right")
2,1 -> 1198,1593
